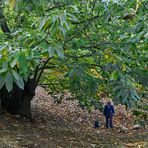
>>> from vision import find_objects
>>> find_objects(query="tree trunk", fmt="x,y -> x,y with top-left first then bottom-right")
0,5 -> 37,120
19,94 -> 33,120
0,78 -> 36,120
0,85 -> 22,114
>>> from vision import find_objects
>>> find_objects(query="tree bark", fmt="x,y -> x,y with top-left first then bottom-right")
19,78 -> 36,120
0,85 -> 22,114
0,5 -> 35,119
19,94 -> 33,120
0,78 -> 36,120
0,5 -> 49,120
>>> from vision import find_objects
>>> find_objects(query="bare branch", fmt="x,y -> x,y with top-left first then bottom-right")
38,65 -> 56,71
35,57 -> 53,86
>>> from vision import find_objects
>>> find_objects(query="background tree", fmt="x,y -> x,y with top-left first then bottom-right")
0,0 -> 147,119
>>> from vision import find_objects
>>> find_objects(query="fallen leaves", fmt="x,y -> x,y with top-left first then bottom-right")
0,86 -> 147,147
32,87 -> 146,134
123,142 -> 147,148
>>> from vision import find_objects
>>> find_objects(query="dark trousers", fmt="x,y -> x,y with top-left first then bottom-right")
105,115 -> 113,128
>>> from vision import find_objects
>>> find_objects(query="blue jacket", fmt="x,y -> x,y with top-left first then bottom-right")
103,104 -> 115,117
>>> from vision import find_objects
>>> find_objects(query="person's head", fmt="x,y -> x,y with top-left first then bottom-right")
107,100 -> 112,105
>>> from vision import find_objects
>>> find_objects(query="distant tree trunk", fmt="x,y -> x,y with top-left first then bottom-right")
0,78 -> 36,120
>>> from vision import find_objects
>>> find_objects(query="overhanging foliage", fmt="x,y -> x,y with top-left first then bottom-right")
0,0 -> 147,109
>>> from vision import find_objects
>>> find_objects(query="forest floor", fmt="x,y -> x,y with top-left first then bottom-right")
0,87 -> 147,148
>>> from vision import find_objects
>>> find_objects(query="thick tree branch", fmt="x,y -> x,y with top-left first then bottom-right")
35,57 -> 53,86
33,66 -> 39,81
38,65 -> 56,71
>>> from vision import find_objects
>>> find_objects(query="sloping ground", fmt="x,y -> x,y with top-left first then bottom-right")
0,87 -> 147,148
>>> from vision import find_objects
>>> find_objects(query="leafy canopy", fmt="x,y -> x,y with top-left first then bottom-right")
0,0 -> 147,108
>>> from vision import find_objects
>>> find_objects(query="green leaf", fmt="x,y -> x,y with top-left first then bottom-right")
127,97 -> 133,108
136,31 -> 145,41
59,26 -> 66,36
0,62 -> 8,74
0,76 -> 5,89
59,14 -> 66,26
48,47 -> 55,57
136,22 -> 143,32
116,89 -> 123,98
111,71 -> 119,80
131,91 -> 140,100
104,62 -> 112,72
0,45 -> 7,51
52,15 -> 58,23
64,21 -> 70,30
0,68 -> 7,74
5,72 -> 13,92
18,53 -> 28,76
122,90 -> 128,104
39,17 -> 47,30
70,5 -> 79,12
12,70 -> 24,90
55,48 -> 64,58
68,13 -> 79,22
9,0 -> 16,10
119,34 -> 128,41
2,62 -> 8,70
64,10 -> 67,19
50,21 -> 59,37
11,59 -> 17,68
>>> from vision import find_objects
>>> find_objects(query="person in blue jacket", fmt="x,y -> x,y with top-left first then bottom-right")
103,100 -> 115,129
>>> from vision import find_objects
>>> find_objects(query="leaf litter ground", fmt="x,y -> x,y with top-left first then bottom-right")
0,87 -> 147,148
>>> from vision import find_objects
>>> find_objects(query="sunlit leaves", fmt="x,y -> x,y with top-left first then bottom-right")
0,0 -> 147,107
38,9 -> 78,38
9,0 -> 16,10
11,58 -> 17,68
